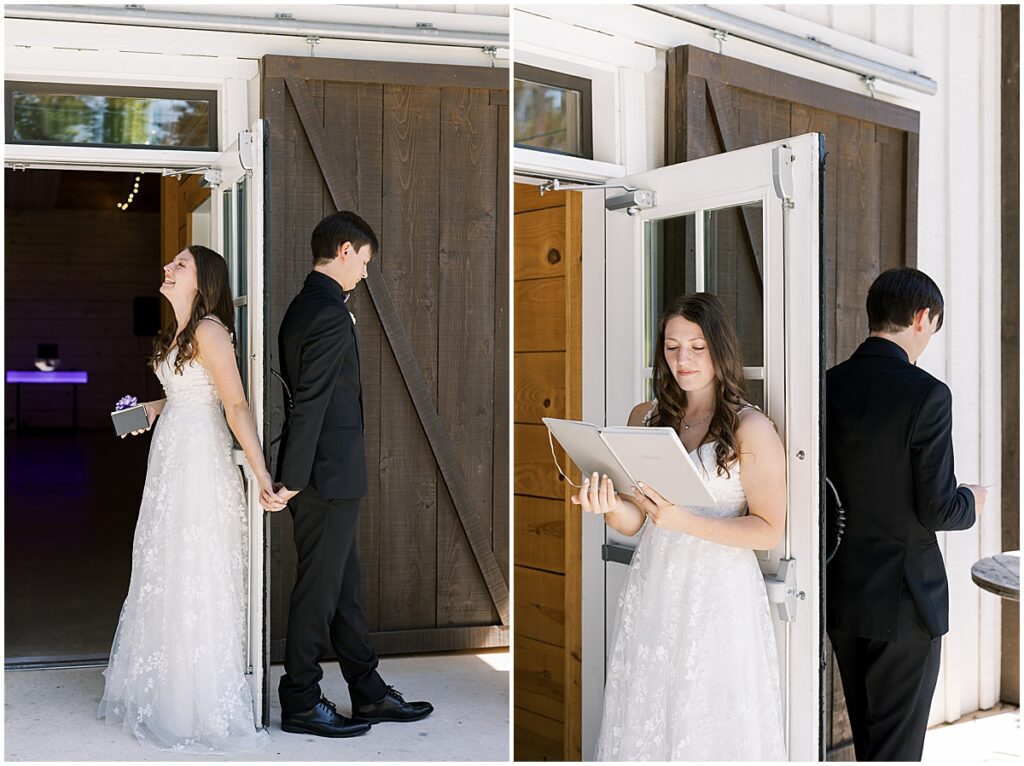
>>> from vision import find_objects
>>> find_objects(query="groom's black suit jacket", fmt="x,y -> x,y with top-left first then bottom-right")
276,270 -> 367,500
826,337 -> 975,641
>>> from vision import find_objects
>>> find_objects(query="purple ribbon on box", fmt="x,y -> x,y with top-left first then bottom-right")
115,395 -> 139,411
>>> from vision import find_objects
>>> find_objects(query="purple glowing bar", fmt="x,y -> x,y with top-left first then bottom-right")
6,370 -> 88,384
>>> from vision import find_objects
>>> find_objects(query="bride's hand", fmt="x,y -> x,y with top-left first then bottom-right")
258,473 -> 288,512
571,471 -> 622,514
119,403 -> 157,439
632,482 -> 693,532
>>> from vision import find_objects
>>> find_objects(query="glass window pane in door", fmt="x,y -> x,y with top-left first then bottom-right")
744,379 -> 765,411
644,214 -> 697,370
235,304 -> 248,393
236,176 -> 248,296
703,202 -> 764,369
222,188 -> 234,283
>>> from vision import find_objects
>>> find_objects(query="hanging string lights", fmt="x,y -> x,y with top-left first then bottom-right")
116,174 -> 142,211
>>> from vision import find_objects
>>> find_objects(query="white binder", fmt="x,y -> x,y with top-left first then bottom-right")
542,417 -> 718,507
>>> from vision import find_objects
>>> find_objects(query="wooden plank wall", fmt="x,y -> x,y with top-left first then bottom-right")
666,45 -> 920,760
513,184 -> 582,760
5,171 -> 163,430
262,57 -> 508,658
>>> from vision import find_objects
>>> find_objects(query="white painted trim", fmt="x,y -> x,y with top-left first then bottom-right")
514,8 -> 657,73
581,188 -> 609,759
513,148 -> 624,184
4,144 -> 221,172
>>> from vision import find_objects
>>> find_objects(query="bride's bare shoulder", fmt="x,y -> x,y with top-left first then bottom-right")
627,400 -> 656,427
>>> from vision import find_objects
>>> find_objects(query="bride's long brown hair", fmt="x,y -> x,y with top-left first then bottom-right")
650,293 -> 749,478
150,245 -> 235,375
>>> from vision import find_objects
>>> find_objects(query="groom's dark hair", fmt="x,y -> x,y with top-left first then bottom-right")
311,211 -> 379,266
866,267 -> 945,333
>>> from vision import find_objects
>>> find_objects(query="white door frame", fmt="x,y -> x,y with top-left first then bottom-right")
214,123 -> 268,728
573,133 -> 823,760
4,134 -> 269,726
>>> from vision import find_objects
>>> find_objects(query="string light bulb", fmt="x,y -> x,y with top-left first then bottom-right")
117,174 -> 143,211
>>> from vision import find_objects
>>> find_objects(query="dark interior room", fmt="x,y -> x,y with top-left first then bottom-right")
5,168 -> 163,665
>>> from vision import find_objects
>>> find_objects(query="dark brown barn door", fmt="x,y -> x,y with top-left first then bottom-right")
261,55 -> 509,661
666,45 -> 920,760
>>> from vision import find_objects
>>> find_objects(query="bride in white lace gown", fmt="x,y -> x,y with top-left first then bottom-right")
98,246 -> 285,753
577,294 -> 788,761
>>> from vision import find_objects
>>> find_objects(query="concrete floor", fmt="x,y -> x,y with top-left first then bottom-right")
923,704 -> 1020,763
4,651 -> 509,761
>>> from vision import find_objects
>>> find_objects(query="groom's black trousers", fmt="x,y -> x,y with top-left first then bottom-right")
278,487 -> 388,714
828,587 -> 942,762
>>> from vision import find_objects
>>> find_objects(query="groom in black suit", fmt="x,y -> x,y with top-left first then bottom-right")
274,211 -> 432,738
826,267 -> 986,761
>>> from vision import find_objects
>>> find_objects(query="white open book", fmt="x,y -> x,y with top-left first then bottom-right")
542,417 -> 718,507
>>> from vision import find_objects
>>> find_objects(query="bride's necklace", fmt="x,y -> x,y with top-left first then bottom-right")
682,412 -> 713,431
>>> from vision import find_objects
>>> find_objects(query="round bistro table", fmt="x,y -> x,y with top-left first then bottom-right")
971,550 -> 1020,601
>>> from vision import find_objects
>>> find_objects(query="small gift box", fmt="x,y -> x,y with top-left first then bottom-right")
111,395 -> 149,436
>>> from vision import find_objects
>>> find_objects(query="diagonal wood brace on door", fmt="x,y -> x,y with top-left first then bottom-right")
284,75 -> 510,625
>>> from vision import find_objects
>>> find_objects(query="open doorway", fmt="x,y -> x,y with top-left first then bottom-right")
4,167 -> 208,667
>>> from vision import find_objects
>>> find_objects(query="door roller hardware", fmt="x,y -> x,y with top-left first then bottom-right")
238,130 -> 255,171
764,557 -> 805,622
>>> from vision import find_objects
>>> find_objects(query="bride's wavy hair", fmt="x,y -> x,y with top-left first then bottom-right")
150,245 -> 236,376
650,292 -> 749,478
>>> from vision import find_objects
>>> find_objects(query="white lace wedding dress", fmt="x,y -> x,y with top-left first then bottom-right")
595,406 -> 787,761
98,334 -> 269,754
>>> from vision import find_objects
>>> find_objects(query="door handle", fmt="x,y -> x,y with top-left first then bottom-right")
602,543 -> 635,566
764,557 -> 805,622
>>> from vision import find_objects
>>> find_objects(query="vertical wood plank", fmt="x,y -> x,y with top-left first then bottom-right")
379,83 -> 441,631
494,101 -> 511,581
437,88 -> 499,626
835,118 -> 881,361
323,81 -> 385,632
904,131 -> 919,268
876,124 -> 906,275
265,75 -> 326,658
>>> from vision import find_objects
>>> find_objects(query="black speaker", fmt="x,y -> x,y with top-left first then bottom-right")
133,296 -> 161,337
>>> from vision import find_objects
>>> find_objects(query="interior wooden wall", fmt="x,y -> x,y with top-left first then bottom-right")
4,170 -> 162,429
513,183 -> 582,761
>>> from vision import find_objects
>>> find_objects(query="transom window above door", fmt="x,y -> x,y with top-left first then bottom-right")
5,82 -> 218,151
514,64 -> 593,159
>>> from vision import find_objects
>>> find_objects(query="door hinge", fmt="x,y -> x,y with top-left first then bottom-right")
764,557 -> 805,622
771,145 -> 795,209
238,130 -> 255,171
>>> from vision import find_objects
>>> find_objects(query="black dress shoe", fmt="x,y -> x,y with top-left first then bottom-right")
281,696 -> 372,738
352,686 -> 434,723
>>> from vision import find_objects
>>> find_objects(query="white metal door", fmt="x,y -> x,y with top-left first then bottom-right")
212,120 -> 267,729
582,133 -> 822,760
